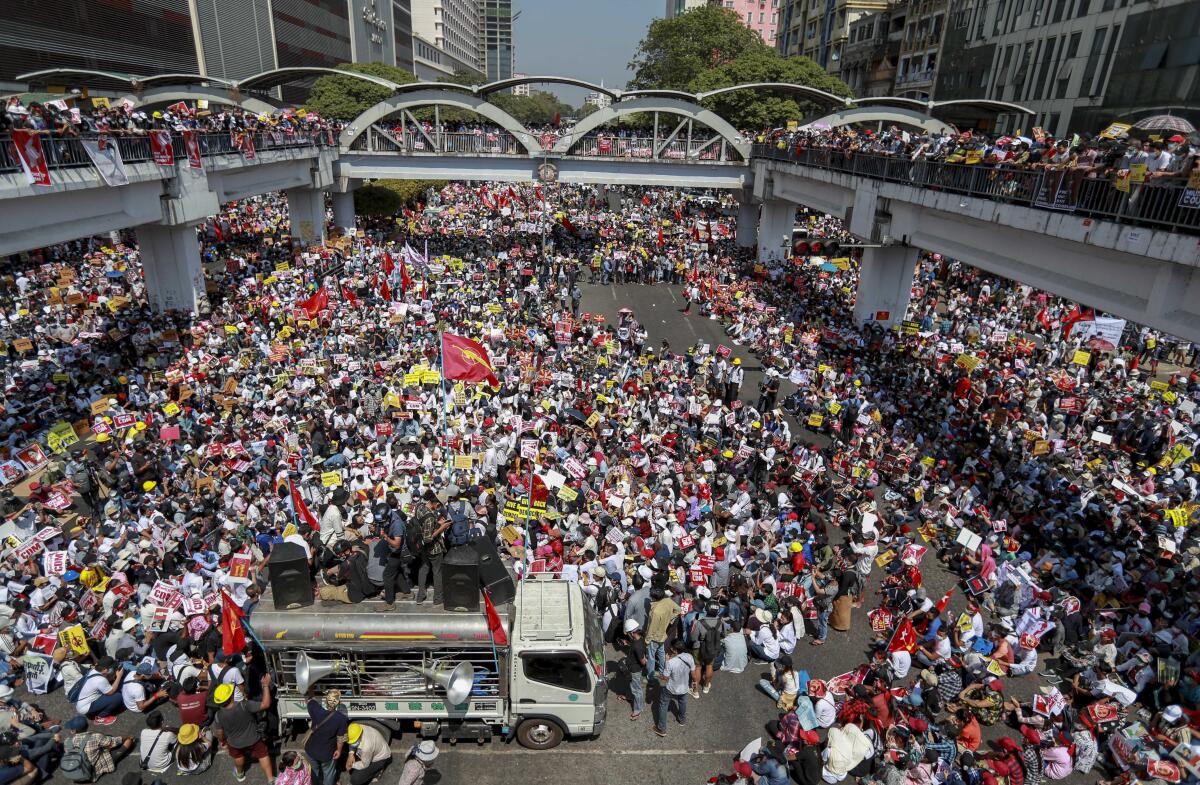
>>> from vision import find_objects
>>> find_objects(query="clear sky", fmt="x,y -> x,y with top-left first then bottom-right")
511,0 -> 659,104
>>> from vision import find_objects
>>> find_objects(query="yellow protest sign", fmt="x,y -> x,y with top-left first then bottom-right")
59,624 -> 90,655
1100,122 -> 1132,139
282,523 -> 298,538
585,412 -> 601,428
557,486 -> 578,502
827,401 -> 842,415
1072,350 -> 1091,365
1165,507 -> 1191,528
453,454 -> 474,470
163,402 -> 181,417
1150,380 -> 1169,391
420,370 -> 441,384
1129,163 -> 1148,184
955,354 -> 982,372
321,471 -> 342,487
807,413 -> 824,428
275,261 -> 291,272
403,372 -> 422,386
1164,391 -> 1177,404
1158,443 -> 1193,468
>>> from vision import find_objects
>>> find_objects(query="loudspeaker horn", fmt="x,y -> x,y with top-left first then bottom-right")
413,661 -> 476,705
295,652 -> 341,695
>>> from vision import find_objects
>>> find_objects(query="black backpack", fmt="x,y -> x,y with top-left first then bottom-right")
697,618 -> 723,662
406,505 -> 429,555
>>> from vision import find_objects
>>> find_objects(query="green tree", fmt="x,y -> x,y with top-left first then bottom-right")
304,62 -> 416,121
354,179 -> 446,216
689,50 -> 852,129
491,90 -> 573,126
628,5 -> 771,91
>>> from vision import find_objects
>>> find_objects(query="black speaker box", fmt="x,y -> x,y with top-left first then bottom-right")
472,538 -> 516,606
268,541 -> 314,610
442,547 -> 481,612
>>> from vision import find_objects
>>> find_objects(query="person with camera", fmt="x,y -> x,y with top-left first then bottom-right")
316,540 -> 377,605
379,496 -> 414,610
412,490 -> 451,606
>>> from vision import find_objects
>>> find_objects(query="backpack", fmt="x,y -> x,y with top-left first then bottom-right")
446,501 -> 473,547
405,505 -> 429,555
697,618 -> 723,662
66,671 -> 102,704
60,735 -> 95,783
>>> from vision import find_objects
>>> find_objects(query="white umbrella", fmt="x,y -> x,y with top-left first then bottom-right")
739,736 -> 763,761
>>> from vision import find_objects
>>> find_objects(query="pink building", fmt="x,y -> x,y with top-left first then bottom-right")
719,0 -> 782,48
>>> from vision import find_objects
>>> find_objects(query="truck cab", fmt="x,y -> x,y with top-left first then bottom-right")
249,574 -> 605,749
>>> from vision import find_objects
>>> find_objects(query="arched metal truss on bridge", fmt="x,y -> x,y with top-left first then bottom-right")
120,87 -> 279,115
695,82 -> 852,108
338,89 -> 542,155
808,106 -> 957,135
476,75 -> 621,99
551,96 -> 750,159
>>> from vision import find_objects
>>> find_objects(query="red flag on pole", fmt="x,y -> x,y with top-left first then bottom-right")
657,227 -> 664,249
382,252 -> 395,275
341,285 -> 359,307
289,478 -> 319,530
1036,307 -> 1051,331
483,588 -> 508,646
149,130 -> 174,165
442,333 -> 500,387
1060,306 -> 1094,339
379,277 -> 391,301
934,588 -> 953,615
182,130 -> 203,169
888,616 -> 918,653
220,590 -> 247,656
10,130 -> 52,186
399,260 -> 412,294
297,287 -> 329,318
559,215 -> 577,235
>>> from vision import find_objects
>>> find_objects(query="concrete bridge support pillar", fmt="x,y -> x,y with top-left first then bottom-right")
756,200 -> 795,262
853,245 -> 921,328
735,195 -> 758,249
286,187 -> 328,246
137,223 -> 207,314
331,190 -> 356,236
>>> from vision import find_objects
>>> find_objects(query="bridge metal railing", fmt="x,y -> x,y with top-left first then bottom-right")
0,131 -> 328,175
753,144 -> 1200,234
350,127 -> 527,156
568,135 -> 737,162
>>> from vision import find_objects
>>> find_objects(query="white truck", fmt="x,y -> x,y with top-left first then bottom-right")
250,575 -> 607,749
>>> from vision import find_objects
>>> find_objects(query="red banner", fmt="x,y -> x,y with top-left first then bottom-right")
182,130 -> 202,169
149,130 -> 174,165
239,133 -> 256,160
11,130 -> 51,186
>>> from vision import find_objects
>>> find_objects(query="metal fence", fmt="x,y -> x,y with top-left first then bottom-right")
0,131 -> 327,175
752,144 -> 1200,234
570,135 -> 737,162
350,127 -> 528,156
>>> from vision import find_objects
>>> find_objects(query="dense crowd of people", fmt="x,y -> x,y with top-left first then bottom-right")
0,168 -> 1193,785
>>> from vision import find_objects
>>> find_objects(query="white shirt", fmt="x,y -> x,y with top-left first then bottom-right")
752,626 -> 781,659
888,649 -> 912,679
139,728 -> 177,773
814,693 -> 838,727
75,672 -> 113,714
122,680 -> 148,712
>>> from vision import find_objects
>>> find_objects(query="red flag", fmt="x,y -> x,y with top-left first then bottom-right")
399,260 -> 412,293
10,130 -> 51,186
290,478 -> 319,530
220,590 -> 247,656
888,616 -> 918,653
534,186 -> 544,202
559,215 -> 577,235
554,111 -> 561,128
674,209 -> 682,222
1061,306 -> 1094,339
341,285 -> 359,307
657,227 -> 664,249
382,252 -> 395,275
182,130 -> 202,169
379,277 -> 391,301
149,130 -> 174,165
483,588 -> 508,646
297,287 -> 329,318
506,185 -> 520,203
166,101 -> 191,116
704,221 -> 713,241
531,474 -> 550,505
1036,307 -> 1051,331
213,221 -> 224,242
691,224 -> 700,242
442,332 -> 500,387
934,588 -> 953,615
239,132 -> 256,160
642,194 -> 651,206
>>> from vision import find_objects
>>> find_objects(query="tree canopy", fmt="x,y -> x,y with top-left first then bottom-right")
303,62 -> 417,121
689,49 -> 853,129
625,6 -> 853,130
628,6 -> 771,91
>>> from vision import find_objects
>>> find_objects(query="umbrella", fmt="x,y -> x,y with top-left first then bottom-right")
1133,115 -> 1196,134
617,307 -> 633,316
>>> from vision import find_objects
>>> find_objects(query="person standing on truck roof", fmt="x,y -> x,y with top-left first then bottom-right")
380,496 -> 413,610
413,489 -> 450,606
304,689 -> 348,785
345,723 -> 394,785
645,587 -> 681,680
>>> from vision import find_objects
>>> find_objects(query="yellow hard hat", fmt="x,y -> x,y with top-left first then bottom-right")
135,421 -> 147,431
752,421 -> 762,429
790,542 -> 803,553
118,376 -> 128,384
95,433 -> 110,443
143,480 -> 156,492
347,723 -> 363,744
733,358 -> 742,366
213,684 -> 234,705
722,450 -> 734,459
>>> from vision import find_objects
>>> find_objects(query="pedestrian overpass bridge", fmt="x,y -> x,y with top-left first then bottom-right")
2,69 -> 1198,340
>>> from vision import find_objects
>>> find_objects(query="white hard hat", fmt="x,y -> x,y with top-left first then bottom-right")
623,618 -> 641,633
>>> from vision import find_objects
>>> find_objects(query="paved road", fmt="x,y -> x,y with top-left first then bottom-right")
34,280 -> 1070,785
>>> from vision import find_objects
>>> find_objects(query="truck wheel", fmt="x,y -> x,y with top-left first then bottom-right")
516,718 -> 564,750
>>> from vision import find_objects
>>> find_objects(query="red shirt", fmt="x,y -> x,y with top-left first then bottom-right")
177,690 -> 208,726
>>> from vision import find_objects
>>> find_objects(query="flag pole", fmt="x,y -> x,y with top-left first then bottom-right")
439,341 -> 451,480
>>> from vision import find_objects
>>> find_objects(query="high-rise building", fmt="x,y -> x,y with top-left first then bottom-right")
1,0 -> 419,99
720,0 -> 783,47
777,0 -> 891,77
477,0 -> 515,82
934,0 -> 1198,135
664,0 -> 710,17
412,0 -> 482,77
892,0 -> 948,99
840,5 -> 905,96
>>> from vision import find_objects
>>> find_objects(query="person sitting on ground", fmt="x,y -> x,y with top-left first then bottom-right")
137,711 -> 176,775
173,723 -> 214,776
61,715 -> 134,782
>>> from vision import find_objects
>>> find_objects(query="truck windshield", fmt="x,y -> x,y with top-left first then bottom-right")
582,603 -> 605,675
